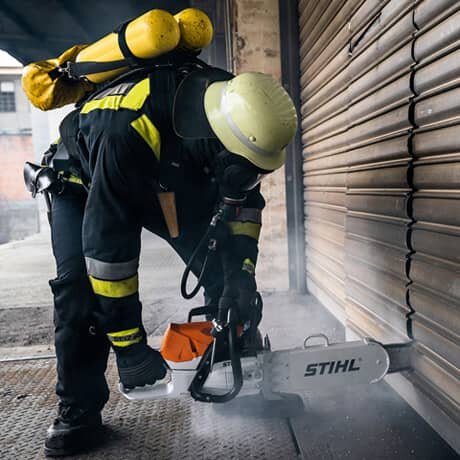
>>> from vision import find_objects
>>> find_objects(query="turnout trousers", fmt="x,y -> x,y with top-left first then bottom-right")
50,109 -> 224,410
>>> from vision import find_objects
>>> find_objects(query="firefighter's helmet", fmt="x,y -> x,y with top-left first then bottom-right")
204,72 -> 298,171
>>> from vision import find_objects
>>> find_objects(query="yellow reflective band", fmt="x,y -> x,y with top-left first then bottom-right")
58,172 -> 84,186
130,114 -> 161,160
89,274 -> 139,298
107,327 -> 142,348
120,78 -> 150,111
52,137 -> 61,145
107,327 -> 140,338
80,95 -> 123,114
242,258 -> 255,275
80,79 -> 149,115
65,175 -> 84,185
228,222 -> 261,240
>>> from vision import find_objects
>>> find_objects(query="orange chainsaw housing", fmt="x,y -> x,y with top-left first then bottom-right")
160,321 -> 214,362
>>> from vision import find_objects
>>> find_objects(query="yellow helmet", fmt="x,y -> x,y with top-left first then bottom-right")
203,72 -> 298,171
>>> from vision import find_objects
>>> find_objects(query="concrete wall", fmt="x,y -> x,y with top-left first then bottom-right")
231,0 -> 288,290
0,73 -> 31,134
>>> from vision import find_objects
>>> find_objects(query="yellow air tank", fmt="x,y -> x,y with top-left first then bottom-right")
174,8 -> 214,51
76,9 -> 181,83
22,8 -> 215,110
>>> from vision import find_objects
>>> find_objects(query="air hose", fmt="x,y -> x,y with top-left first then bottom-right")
180,199 -> 245,299
180,209 -> 223,299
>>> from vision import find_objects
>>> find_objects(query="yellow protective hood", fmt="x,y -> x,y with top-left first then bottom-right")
22,45 -> 95,111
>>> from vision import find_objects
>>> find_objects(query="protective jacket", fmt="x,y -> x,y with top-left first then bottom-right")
45,57 -> 265,391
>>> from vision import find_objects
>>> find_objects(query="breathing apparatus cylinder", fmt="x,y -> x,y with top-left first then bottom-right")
22,8 -> 214,110
76,9 -> 180,83
75,7 -> 214,84
174,8 -> 214,51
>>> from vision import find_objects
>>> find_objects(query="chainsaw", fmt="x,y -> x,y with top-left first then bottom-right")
120,299 -> 413,403
120,204 -> 413,403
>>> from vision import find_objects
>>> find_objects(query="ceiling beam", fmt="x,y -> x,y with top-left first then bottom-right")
56,0 -> 92,41
0,41 -> 31,64
0,36 -> 77,63
0,0 -> 57,55
0,33 -> 78,45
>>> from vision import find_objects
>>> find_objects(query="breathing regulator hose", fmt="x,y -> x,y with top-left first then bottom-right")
180,199 -> 244,300
180,208 -> 224,299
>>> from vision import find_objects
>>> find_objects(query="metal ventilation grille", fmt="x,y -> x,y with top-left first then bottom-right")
409,0 -> 460,425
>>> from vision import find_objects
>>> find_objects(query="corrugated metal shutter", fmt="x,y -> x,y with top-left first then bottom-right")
298,0 -> 459,446
299,0 -> 414,329
410,0 -> 460,426
300,0 -> 382,322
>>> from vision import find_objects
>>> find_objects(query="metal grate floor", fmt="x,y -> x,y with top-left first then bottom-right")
0,357 -> 299,460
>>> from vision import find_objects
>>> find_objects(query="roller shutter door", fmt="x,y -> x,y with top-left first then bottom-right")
298,0 -> 459,447
410,0 -> 460,430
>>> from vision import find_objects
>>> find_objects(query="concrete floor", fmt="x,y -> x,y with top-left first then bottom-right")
0,229 -> 199,353
0,228 -> 343,354
0,230 -> 458,459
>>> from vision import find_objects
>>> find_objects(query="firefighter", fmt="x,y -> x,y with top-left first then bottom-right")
36,56 -> 297,456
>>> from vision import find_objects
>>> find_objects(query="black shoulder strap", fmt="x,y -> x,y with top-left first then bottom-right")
59,109 -> 81,161
115,20 -> 136,61
65,19 -> 143,80
147,67 -> 184,191
65,59 -> 132,80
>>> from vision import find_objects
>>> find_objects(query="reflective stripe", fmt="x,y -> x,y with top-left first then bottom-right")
107,327 -> 143,348
89,274 -> 138,298
65,175 -> 84,185
228,222 -> 261,240
94,82 -> 135,99
57,171 -> 84,186
220,86 -> 274,158
81,95 -> 123,114
120,78 -> 150,111
131,114 -> 161,160
80,79 -> 150,114
234,208 -> 262,224
242,258 -> 255,275
85,257 -> 139,281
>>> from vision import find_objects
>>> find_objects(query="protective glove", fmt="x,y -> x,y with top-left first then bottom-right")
217,254 -> 263,354
219,243 -> 258,325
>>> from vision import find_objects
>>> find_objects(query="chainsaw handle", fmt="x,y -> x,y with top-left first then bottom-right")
189,308 -> 243,403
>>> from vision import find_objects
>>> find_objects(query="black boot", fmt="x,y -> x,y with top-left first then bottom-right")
115,342 -> 168,389
44,404 -> 103,457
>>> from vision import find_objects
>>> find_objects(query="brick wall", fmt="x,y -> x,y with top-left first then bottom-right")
0,135 -> 38,243
231,0 -> 289,290
0,135 -> 34,200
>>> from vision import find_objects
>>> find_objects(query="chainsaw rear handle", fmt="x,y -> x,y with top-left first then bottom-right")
189,307 -> 243,403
